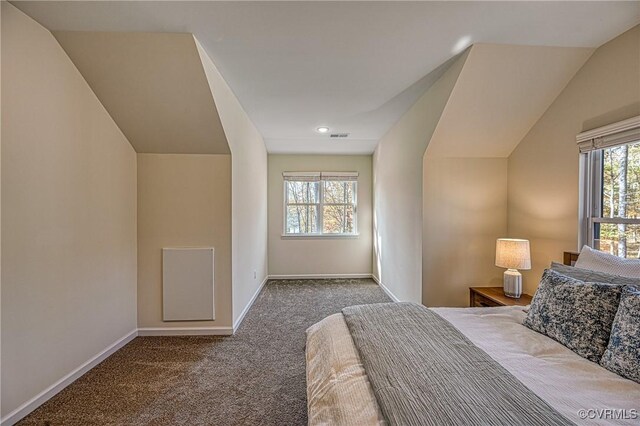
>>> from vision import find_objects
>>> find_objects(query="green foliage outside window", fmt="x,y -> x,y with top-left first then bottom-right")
285,180 -> 356,235
597,142 -> 640,258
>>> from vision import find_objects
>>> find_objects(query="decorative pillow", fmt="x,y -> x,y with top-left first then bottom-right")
550,262 -> 640,286
600,285 -> 640,383
523,269 -> 622,363
574,245 -> 640,278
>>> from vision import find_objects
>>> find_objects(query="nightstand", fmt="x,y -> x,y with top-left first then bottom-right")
469,287 -> 532,307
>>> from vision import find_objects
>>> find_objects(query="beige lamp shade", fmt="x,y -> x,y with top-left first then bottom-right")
495,238 -> 531,270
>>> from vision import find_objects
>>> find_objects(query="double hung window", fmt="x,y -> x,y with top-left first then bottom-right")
579,116 -> 640,258
283,172 -> 358,236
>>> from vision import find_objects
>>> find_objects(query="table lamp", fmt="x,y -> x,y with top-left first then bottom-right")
495,238 -> 531,298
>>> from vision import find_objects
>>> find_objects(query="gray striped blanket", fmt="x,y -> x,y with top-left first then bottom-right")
342,302 -> 573,426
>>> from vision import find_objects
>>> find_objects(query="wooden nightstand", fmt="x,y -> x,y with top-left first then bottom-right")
469,287 -> 533,307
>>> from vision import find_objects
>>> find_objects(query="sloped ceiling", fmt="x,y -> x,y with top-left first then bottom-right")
15,1 -> 640,154
426,44 -> 594,158
53,31 -> 229,154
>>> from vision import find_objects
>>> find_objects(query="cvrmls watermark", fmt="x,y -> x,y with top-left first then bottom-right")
578,409 -> 638,420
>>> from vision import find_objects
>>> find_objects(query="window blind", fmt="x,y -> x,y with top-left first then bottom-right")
282,172 -> 320,182
577,115 -> 640,153
282,171 -> 358,181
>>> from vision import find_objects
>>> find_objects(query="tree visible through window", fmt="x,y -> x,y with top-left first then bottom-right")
284,173 -> 357,235
285,180 -> 319,234
593,141 -> 640,258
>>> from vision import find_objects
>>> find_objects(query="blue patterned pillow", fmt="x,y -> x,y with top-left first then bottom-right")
600,285 -> 640,383
523,269 -> 622,363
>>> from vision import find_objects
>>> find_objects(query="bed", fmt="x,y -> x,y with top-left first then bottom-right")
306,254 -> 640,425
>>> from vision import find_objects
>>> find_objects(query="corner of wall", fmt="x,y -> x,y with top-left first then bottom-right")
372,50 -> 469,304
505,24 -> 640,294
193,37 -> 269,327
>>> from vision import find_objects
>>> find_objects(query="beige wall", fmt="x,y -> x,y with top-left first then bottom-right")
52,31 -> 230,155
372,51 -> 469,302
423,157 -> 507,307
426,44 -> 593,158
195,40 -> 269,326
1,3 -> 137,418
137,154 -> 232,330
0,3 -> 3,419
268,155 -> 373,276
508,25 -> 640,294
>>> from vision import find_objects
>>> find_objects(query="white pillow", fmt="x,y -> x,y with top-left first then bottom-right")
574,245 -> 640,278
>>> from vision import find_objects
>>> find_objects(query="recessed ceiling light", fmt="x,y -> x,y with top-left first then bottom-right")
316,126 -> 330,134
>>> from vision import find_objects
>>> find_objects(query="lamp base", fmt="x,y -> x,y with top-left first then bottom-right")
503,269 -> 522,298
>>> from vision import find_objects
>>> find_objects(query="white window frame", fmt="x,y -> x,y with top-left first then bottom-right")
578,116 -> 640,251
282,172 -> 358,237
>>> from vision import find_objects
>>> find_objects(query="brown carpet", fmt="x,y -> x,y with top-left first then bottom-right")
19,279 -> 390,425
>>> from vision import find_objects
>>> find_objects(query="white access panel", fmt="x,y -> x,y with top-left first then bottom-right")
162,247 -> 215,321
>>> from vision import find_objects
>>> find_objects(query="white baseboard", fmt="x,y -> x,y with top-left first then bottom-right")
2,323 -> 234,425
137,327 -> 233,336
1,273 -> 394,425
268,273 -> 373,280
233,275 -> 269,333
268,273 -> 399,301
371,275 -> 401,302
1,329 -> 138,426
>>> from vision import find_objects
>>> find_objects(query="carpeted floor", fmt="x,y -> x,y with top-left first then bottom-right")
19,279 -> 390,425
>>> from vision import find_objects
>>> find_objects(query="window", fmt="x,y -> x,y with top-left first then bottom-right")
283,172 -> 358,236
579,116 -> 640,258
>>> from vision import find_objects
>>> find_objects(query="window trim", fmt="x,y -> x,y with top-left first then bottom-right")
578,116 -> 640,251
282,173 -> 358,237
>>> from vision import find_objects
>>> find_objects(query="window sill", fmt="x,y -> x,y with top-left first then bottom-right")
281,233 -> 360,240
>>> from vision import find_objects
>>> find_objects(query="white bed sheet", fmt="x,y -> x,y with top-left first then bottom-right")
306,306 -> 640,426
306,313 -> 386,426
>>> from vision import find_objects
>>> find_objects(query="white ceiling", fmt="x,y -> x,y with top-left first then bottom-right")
14,1 -> 640,154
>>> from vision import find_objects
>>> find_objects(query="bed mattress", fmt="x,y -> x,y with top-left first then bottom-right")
306,306 -> 640,425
